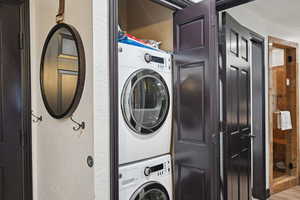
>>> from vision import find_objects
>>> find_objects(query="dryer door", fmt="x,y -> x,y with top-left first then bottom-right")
130,182 -> 170,200
122,69 -> 170,135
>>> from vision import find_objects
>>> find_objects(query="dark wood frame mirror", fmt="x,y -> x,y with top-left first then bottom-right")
40,23 -> 86,119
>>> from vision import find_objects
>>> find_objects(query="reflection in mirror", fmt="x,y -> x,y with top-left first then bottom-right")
41,25 -> 84,118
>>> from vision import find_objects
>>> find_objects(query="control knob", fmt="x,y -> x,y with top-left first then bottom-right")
144,53 -> 152,63
144,167 -> 151,177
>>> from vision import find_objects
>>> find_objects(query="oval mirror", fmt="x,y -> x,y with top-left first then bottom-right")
40,23 -> 85,119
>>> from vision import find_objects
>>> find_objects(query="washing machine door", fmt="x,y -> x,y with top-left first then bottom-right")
122,69 -> 170,135
130,182 -> 170,200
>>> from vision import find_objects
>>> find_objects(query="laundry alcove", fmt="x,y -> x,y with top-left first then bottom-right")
114,0 -> 267,200
117,0 -> 220,199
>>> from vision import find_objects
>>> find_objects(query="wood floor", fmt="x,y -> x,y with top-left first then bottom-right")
270,186 -> 300,200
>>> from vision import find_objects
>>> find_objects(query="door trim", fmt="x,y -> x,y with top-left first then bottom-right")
21,0 -> 33,199
109,0 -> 119,200
250,31 -> 269,199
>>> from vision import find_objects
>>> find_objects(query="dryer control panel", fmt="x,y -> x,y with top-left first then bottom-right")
144,53 -> 171,72
144,159 -> 171,178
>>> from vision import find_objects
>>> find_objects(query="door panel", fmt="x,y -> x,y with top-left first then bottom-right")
173,0 -> 219,199
0,3 -> 23,200
221,12 -> 251,200
178,63 -> 205,143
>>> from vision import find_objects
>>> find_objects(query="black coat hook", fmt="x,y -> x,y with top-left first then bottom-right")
70,116 -> 85,131
32,111 -> 42,123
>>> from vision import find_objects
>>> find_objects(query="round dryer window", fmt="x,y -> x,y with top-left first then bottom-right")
122,69 -> 170,135
130,182 -> 170,200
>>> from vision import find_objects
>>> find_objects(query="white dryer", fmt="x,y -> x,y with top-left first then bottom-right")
119,154 -> 173,200
118,42 -> 172,165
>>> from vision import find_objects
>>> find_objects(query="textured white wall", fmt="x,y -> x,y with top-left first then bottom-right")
30,0 -> 101,199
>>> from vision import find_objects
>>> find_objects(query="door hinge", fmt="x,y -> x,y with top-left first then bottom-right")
212,134 -> 217,144
19,32 -> 24,49
219,121 -> 225,133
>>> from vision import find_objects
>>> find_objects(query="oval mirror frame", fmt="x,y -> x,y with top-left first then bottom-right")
40,23 -> 86,119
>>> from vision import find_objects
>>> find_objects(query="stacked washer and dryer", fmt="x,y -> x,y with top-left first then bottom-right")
118,42 -> 173,200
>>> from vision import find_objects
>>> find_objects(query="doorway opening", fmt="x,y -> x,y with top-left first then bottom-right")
268,36 -> 299,194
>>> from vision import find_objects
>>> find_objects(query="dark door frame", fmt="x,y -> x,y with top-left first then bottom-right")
109,0 -> 119,200
20,0 -> 33,199
108,1 -> 256,200
0,0 -> 32,199
250,32 -> 269,200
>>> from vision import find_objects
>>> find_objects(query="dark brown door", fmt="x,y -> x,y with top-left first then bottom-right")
0,2 -> 24,200
173,0 -> 219,199
221,12 -> 251,200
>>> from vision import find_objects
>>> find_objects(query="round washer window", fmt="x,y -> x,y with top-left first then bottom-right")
130,182 -> 170,200
122,69 -> 170,135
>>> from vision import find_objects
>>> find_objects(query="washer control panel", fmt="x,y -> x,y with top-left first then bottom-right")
119,155 -> 172,192
144,159 -> 171,178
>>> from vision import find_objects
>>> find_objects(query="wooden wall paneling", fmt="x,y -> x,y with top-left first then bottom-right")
271,66 -> 287,97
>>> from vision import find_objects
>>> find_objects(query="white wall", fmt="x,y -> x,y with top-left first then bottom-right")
30,0 -> 110,199
92,0 -> 111,199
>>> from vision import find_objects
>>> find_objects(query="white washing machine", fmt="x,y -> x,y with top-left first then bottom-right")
119,154 -> 173,200
118,42 -> 172,165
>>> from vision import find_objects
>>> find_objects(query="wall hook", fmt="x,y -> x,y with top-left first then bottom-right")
70,116 -> 85,131
32,110 -> 42,123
